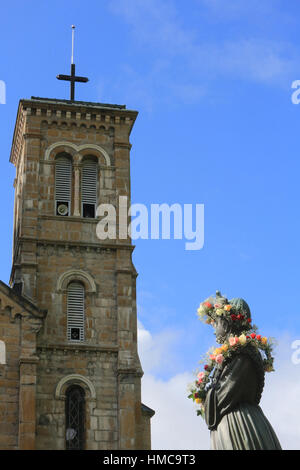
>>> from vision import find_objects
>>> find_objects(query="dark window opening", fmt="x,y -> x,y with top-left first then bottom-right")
82,203 -> 95,219
70,327 -> 80,341
65,385 -> 85,450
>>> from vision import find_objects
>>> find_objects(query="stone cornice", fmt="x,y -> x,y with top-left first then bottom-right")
37,343 -> 119,354
39,214 -> 100,223
19,355 -> 39,365
23,133 -> 42,140
116,269 -> 137,276
114,141 -> 132,150
40,240 -> 133,252
117,367 -> 144,378
30,96 -> 130,112
20,97 -> 138,127
17,234 -> 135,252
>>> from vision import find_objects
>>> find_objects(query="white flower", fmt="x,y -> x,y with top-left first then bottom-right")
216,308 -> 225,316
239,334 -> 247,345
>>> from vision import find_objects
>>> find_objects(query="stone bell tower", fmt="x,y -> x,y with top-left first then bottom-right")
7,95 -> 154,450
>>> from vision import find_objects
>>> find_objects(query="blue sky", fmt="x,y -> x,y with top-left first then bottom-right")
1,0 -> 300,449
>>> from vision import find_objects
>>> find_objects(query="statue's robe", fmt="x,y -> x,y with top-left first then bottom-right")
204,346 -> 282,450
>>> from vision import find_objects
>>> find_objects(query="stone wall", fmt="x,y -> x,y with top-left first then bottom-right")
0,284 -> 45,450
0,312 -> 21,449
36,348 -> 118,450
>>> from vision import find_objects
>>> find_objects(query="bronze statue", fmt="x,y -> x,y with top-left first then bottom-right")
189,291 -> 282,450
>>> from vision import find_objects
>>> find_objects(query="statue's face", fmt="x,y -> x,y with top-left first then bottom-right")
214,317 -> 229,344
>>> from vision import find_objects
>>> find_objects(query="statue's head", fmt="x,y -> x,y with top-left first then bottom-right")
197,291 -> 252,343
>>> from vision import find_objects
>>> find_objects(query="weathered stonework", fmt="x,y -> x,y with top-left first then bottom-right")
0,97 -> 154,450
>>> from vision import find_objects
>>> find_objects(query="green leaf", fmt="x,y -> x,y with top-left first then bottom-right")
196,408 -> 205,419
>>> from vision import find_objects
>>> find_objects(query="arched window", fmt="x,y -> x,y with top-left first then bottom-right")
55,153 -> 72,216
81,157 -> 98,218
0,340 -> 6,365
65,385 -> 85,450
67,282 -> 85,342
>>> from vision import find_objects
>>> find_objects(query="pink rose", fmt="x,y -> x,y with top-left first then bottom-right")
215,354 -> 224,364
197,371 -> 205,383
229,336 -> 239,346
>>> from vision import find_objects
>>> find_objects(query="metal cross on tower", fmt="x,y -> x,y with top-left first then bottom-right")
56,25 -> 89,101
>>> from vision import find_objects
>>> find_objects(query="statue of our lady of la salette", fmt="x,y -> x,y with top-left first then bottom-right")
189,291 -> 282,450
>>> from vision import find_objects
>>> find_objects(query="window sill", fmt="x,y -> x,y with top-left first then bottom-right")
39,215 -> 99,223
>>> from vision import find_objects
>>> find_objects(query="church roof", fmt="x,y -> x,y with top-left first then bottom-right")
30,96 -> 128,111
0,280 -> 47,319
141,403 -> 155,417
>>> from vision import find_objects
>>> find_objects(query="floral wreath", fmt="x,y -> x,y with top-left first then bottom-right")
196,291 -> 253,330
188,292 -> 276,418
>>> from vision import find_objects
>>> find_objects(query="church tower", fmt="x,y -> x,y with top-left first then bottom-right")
1,93 -> 154,449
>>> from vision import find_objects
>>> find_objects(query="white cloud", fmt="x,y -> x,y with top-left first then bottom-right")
138,323 -> 300,450
202,39 -> 297,84
260,336 -> 300,450
137,320 -> 182,376
142,372 -> 210,450
137,321 -> 210,449
106,0 -> 299,108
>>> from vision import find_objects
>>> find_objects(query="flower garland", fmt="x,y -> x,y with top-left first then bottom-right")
197,297 -> 252,331
188,332 -> 275,418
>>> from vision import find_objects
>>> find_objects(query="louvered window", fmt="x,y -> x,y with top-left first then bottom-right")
67,282 -> 85,342
81,160 -> 98,218
55,156 -> 72,216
